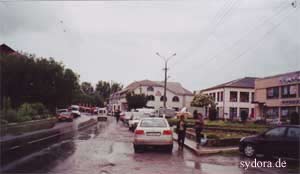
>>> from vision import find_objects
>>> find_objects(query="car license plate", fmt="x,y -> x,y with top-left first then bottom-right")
146,132 -> 161,136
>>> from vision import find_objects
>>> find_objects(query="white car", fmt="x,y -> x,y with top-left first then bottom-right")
133,117 -> 173,153
70,105 -> 81,118
128,112 -> 147,131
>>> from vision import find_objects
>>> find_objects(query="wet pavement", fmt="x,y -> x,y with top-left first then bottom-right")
1,117 -> 299,174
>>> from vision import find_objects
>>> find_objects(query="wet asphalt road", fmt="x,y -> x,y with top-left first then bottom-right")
2,117 -> 299,174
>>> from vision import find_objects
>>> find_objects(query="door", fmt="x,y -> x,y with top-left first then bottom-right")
260,127 -> 287,157
285,127 -> 300,159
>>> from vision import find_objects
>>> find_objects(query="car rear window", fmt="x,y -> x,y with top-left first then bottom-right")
287,127 -> 300,138
140,119 -> 167,127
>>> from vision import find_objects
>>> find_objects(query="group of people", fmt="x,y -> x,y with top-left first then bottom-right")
176,113 -> 204,149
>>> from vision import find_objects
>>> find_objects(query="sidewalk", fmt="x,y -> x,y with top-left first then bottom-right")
173,133 -> 238,156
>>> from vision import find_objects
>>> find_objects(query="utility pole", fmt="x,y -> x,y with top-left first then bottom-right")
156,52 -> 176,110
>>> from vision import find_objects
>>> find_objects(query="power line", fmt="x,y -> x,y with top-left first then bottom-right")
171,0 -> 241,67
174,0 -> 292,74
205,6 -> 298,75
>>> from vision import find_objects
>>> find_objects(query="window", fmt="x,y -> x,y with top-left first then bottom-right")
172,96 -> 179,102
281,107 -> 297,118
240,108 -> 249,118
212,93 -> 216,101
229,107 -> 237,119
140,119 -> 167,127
287,128 -> 300,138
160,96 -> 167,102
267,87 -> 279,99
147,95 -> 155,101
240,92 -> 249,102
266,107 -> 279,119
230,91 -> 238,102
265,127 -> 286,138
251,92 -> 254,102
217,92 -> 220,102
281,85 -> 297,98
220,91 -> 223,102
147,86 -> 154,91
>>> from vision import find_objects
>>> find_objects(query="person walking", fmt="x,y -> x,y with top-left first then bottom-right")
115,109 -> 120,123
176,115 -> 187,150
195,113 -> 204,149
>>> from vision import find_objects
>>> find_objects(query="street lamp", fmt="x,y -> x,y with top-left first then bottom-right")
155,52 -> 176,110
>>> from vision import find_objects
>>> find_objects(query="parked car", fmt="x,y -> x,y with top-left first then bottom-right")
133,117 -> 173,153
239,125 -> 300,159
158,108 -> 176,118
128,112 -> 148,131
122,112 -> 133,126
57,112 -> 74,122
70,105 -> 81,118
56,109 -> 68,114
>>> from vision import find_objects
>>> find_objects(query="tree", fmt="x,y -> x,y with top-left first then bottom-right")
125,92 -> 148,111
191,94 -> 216,108
191,94 -> 217,121
96,81 -> 111,100
1,52 -> 81,112
111,82 -> 123,93
81,82 -> 94,95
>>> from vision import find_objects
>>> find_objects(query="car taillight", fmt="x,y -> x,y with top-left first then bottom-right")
163,130 -> 172,135
135,130 -> 144,135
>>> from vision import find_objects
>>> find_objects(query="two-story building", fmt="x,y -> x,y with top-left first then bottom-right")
199,77 -> 257,120
254,71 -> 300,121
108,80 -> 194,112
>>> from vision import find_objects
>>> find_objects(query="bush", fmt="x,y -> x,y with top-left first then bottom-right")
31,102 -> 47,115
5,109 -> 18,122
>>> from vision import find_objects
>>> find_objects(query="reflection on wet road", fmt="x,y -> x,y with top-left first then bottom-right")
2,117 -> 299,174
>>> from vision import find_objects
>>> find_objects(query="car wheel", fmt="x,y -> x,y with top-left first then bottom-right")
244,144 -> 256,158
134,145 -> 143,153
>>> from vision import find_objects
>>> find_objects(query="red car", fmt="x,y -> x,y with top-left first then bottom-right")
57,112 -> 74,122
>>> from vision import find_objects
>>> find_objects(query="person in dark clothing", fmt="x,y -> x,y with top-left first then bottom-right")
115,109 -> 120,123
176,115 -> 187,150
194,113 -> 204,149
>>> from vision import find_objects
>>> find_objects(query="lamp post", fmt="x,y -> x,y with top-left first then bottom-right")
155,52 -> 176,110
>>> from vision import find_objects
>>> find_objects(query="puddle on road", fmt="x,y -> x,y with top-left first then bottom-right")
185,160 -> 240,174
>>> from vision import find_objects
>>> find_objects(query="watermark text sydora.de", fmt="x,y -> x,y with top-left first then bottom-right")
240,158 -> 287,170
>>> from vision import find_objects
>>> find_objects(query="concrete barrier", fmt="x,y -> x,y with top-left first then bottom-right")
0,118 -> 57,136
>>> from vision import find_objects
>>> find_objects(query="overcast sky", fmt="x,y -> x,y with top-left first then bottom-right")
1,0 -> 299,91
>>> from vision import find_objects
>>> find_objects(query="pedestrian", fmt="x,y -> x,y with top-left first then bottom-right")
195,113 -> 204,149
115,109 -> 120,123
176,115 -> 187,150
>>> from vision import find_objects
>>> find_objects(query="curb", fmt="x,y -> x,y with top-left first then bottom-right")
173,135 -> 238,156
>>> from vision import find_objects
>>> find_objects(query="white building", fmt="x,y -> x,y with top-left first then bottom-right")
199,77 -> 257,120
108,80 -> 194,112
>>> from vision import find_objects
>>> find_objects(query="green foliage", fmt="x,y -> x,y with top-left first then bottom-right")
1,53 -> 80,111
5,109 -> 18,123
191,94 -> 216,108
81,82 -> 94,95
125,92 -> 148,111
95,80 -> 123,102
240,110 -> 248,123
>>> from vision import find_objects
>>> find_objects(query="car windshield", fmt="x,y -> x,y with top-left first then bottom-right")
60,112 -> 70,116
140,119 -> 167,127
